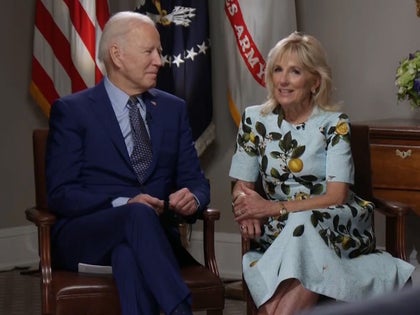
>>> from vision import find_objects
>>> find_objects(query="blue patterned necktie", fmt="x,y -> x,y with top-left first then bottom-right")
127,95 -> 152,183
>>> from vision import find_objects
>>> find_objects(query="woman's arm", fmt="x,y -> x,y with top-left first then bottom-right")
233,181 -> 349,221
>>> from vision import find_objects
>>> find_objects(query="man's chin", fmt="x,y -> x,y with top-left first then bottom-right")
149,78 -> 158,87
144,81 -> 157,90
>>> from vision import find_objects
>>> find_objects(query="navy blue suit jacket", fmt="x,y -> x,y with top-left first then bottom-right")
46,80 -> 210,230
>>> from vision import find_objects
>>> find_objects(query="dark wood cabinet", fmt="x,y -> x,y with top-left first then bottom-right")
360,119 -> 420,216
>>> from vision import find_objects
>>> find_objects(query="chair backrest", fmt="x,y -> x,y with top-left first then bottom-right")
33,129 -> 49,210
350,124 -> 374,201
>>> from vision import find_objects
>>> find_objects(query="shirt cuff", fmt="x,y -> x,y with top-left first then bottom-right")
112,197 -> 130,207
193,195 -> 200,211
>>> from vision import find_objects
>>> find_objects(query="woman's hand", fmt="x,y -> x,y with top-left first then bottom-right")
231,180 -> 264,239
237,218 -> 262,240
232,185 -> 269,221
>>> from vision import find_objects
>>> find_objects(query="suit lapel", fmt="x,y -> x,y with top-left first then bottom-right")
86,83 -> 166,183
88,82 -> 132,165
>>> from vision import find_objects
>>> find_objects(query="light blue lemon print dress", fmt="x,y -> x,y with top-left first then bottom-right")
229,105 -> 414,307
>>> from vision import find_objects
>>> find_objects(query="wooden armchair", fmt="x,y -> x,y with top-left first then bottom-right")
26,129 -> 225,315
241,124 -> 412,315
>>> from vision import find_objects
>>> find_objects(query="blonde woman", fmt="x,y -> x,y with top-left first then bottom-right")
229,32 -> 414,315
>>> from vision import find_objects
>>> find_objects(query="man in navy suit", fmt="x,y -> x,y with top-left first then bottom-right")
46,11 -> 210,315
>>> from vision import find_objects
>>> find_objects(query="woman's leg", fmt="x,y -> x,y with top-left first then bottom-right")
258,279 -> 319,315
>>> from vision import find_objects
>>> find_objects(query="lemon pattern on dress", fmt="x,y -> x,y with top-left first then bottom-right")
234,108 -> 376,259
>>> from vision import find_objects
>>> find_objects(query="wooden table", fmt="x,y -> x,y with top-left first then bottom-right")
358,119 -> 420,216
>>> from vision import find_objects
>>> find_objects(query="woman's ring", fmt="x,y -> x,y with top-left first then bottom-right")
233,191 -> 246,202
240,225 -> 246,230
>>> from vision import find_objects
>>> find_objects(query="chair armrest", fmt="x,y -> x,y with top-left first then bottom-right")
372,197 -> 413,261
200,208 -> 220,277
373,197 -> 412,217
242,236 -> 251,255
25,207 -> 56,227
201,207 -> 220,221
25,207 -> 56,284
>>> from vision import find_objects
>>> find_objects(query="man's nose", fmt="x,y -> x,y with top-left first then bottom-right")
154,50 -> 163,66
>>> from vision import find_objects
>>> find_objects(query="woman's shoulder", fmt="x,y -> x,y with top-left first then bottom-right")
243,104 -> 278,120
243,104 -> 265,114
312,107 -> 350,124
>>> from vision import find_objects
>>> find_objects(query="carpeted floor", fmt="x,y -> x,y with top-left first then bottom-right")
0,267 -> 246,315
0,267 -> 41,315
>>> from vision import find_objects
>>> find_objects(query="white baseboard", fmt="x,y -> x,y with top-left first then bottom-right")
187,230 -> 242,280
0,225 -> 39,271
0,225 -> 243,279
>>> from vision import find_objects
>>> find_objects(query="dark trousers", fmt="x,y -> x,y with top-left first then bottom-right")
51,203 -> 191,315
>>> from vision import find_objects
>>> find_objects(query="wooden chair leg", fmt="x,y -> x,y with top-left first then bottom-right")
242,280 -> 257,315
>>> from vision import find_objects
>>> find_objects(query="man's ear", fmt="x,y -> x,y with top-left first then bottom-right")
109,44 -> 122,68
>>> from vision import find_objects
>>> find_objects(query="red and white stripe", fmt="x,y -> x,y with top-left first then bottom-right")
30,0 -> 110,116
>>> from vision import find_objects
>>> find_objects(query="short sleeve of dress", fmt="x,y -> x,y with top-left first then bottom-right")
325,113 -> 354,184
229,107 -> 261,182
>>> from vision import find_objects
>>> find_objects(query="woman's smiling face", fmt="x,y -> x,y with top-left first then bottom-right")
271,52 -> 319,109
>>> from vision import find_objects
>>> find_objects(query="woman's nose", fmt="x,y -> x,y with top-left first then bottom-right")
278,73 -> 289,85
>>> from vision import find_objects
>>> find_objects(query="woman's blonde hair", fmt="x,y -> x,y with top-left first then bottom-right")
261,32 -> 339,115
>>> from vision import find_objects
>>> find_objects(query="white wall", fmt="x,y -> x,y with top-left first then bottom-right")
0,1 -> 48,229
296,0 -> 420,122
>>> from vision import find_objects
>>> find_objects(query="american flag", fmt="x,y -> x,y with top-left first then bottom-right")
136,1 -> 214,156
30,0 -> 110,116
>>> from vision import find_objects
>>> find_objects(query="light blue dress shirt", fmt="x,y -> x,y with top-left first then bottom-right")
104,77 -> 149,157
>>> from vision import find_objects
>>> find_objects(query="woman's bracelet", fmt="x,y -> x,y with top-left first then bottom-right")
278,202 -> 288,217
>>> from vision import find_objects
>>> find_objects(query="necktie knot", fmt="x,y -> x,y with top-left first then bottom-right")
127,95 -> 139,108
